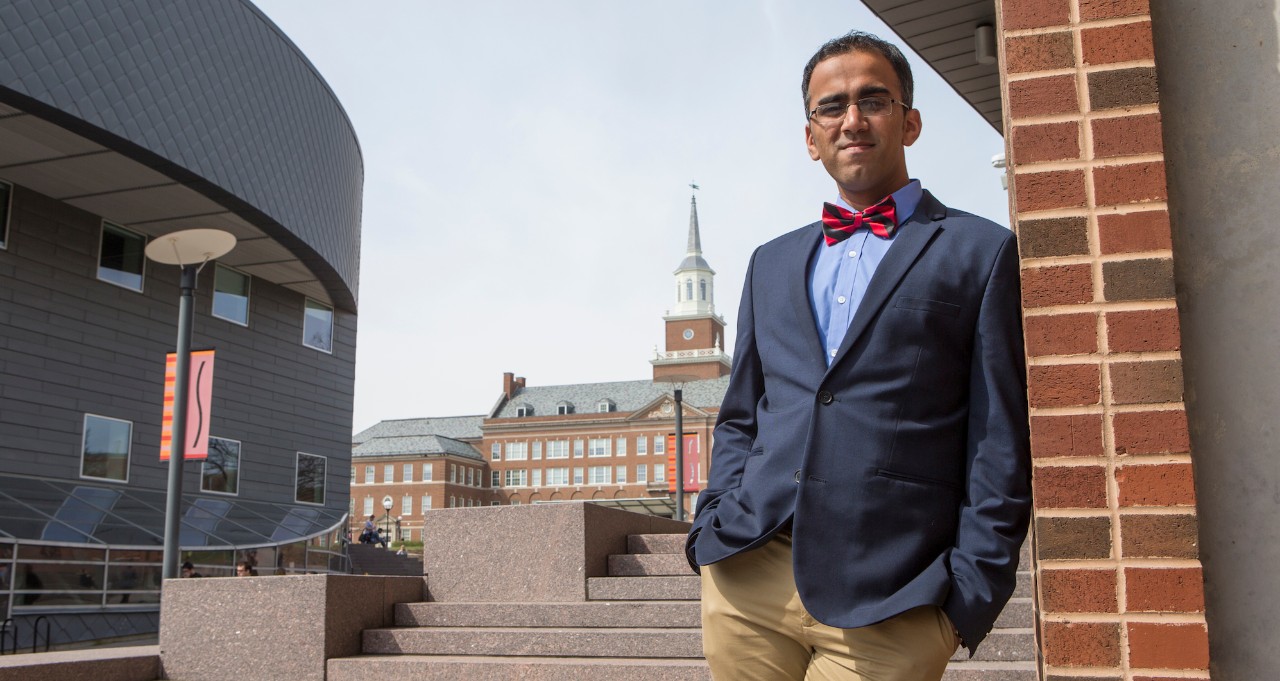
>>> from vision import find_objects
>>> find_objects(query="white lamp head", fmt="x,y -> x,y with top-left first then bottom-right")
144,228 -> 236,266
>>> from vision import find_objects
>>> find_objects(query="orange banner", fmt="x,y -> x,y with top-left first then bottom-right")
666,433 -> 701,493
160,350 -> 215,460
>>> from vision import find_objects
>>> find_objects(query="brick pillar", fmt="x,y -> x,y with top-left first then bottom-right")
998,0 -> 1211,676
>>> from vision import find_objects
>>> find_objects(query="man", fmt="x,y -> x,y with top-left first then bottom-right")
686,31 -> 1031,680
180,561 -> 202,579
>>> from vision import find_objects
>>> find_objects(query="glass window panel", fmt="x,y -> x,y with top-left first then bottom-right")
296,452 -> 326,504
303,299 -> 334,352
201,437 -> 241,495
637,436 -> 648,455
423,464 -> 433,481
18,545 -> 106,561
17,562 -> 105,592
81,414 -> 131,482
16,591 -> 104,607
0,543 -> 12,559
97,222 -> 146,291
212,264 -> 250,325
278,541 -> 307,573
106,591 -> 160,605
106,564 -> 161,592
403,464 -> 413,482
110,549 -> 162,563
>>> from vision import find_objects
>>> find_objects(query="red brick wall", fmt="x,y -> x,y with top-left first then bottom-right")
998,0 -> 1211,676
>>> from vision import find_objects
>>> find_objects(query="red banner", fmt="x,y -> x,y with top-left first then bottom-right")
666,433 -> 702,493
160,349 -> 215,460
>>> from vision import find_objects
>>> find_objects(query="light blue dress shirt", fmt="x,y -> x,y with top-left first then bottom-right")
809,180 -> 923,365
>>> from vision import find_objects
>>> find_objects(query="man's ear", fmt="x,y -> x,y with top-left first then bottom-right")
805,122 -> 821,161
902,108 -> 922,147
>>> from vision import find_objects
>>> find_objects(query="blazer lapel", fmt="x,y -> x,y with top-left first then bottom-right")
825,191 -> 947,375
784,222 -> 828,368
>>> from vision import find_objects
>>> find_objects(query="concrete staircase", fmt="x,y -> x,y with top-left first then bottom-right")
347,543 -> 425,576
329,533 -> 1036,680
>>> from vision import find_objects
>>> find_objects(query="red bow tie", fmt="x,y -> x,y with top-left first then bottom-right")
821,197 -> 898,245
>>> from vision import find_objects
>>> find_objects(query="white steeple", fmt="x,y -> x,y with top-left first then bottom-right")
671,192 -> 715,317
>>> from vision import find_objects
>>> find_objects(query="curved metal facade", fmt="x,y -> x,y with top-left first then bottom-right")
0,0 -> 362,309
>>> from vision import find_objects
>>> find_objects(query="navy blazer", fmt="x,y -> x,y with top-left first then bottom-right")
686,191 -> 1031,654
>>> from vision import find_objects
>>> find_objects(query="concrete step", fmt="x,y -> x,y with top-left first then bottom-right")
608,552 -> 696,577
397,601 -> 700,628
329,654 -> 712,681
628,534 -> 686,555
994,597 -> 1034,629
950,629 -> 1036,662
943,661 -> 1038,680
363,626 -> 704,659
588,576 -> 700,601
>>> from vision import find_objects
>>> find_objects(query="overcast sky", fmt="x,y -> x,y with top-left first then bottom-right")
250,1 -> 1009,433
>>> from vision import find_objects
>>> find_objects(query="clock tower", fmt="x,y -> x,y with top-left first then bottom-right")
652,190 -> 731,380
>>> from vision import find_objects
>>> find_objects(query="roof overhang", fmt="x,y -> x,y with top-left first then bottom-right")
0,99 -> 336,305
863,0 -> 1003,132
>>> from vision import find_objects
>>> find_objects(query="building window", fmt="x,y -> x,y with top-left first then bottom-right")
351,466 -> 356,482
573,467 -> 584,485
546,440 -> 569,459
490,443 -> 501,461
384,464 -> 394,483
637,436 -> 648,455
506,442 -> 528,461
587,466 -> 611,485
449,496 -> 456,508
295,452 -> 327,504
423,464 -> 433,481
363,497 -> 374,516
532,441 -> 543,460
547,468 -> 569,486
686,278 -> 693,300
403,463 -> 413,482
302,298 -> 334,353
80,414 -> 131,482
573,440 -> 584,458
0,180 -> 10,250
655,436 -> 665,455
491,471 -> 500,487
654,464 -> 666,483
616,437 -> 627,456
588,438 -> 611,458
504,469 -> 527,487
636,464 -> 648,484
212,264 -> 251,326
402,495 -> 412,515
97,221 -> 146,292
464,468 -> 471,486
201,436 -> 241,495
450,464 -> 457,483
365,466 -> 374,484
597,399 -> 615,413
422,494 -> 432,511
616,465 -> 627,484
516,404 -> 533,417
532,469 -> 542,487
557,401 -> 574,415
700,279 -> 707,300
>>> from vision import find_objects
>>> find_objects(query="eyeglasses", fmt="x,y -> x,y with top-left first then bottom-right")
808,96 -> 908,126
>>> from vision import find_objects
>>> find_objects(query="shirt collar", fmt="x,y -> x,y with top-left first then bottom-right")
833,179 -> 923,227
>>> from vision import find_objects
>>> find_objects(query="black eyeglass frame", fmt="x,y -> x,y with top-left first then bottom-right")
808,96 -> 911,124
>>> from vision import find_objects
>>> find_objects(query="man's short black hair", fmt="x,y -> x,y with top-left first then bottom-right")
802,31 -> 915,112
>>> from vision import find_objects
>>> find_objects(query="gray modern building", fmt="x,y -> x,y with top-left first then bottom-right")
0,0 -> 361,645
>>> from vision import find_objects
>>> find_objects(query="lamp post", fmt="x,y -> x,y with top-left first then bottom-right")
382,497 -> 393,548
654,374 -> 698,521
145,229 -> 236,580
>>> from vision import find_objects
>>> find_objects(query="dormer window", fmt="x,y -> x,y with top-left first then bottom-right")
516,403 -> 534,418
597,399 -> 616,413
557,401 -> 575,415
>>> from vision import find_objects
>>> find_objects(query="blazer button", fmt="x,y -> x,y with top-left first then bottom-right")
818,390 -> 834,405
794,469 -> 802,483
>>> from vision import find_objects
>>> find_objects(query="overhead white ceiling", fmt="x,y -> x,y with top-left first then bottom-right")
0,101 -> 331,303
864,0 -> 1002,131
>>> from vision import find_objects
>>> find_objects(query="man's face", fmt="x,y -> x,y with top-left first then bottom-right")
804,49 -> 921,209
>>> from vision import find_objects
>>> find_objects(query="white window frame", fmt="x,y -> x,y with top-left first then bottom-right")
422,494 -> 432,511
450,464 -> 457,483
402,495 -> 413,515
211,262 -> 252,327
587,466 -> 611,485
365,466 -> 374,484
654,463 -> 666,483
96,221 -> 147,293
294,452 -> 327,505
546,467 -> 569,486
616,437 -> 627,456
637,436 -> 648,455
491,443 -> 501,461
506,441 -> 528,461
491,471 -> 501,487
79,413 -> 132,483
200,435 -> 242,496
532,468 -> 542,487
655,436 -> 666,455
504,469 -> 528,487
588,438 -> 611,458
546,440 -> 569,460
302,297 -> 335,354
363,496 -> 374,516
423,463 -> 433,481
532,441 -> 542,460
573,440 -> 584,458
636,464 -> 648,484
573,467 -> 584,485
615,465 -> 627,485
403,463 -> 414,482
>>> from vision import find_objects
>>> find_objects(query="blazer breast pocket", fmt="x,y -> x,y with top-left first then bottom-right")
894,296 -> 961,317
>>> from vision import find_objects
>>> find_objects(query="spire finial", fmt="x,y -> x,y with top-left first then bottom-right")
687,183 -> 702,256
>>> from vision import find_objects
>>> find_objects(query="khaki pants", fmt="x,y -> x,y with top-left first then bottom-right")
701,533 -> 958,681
